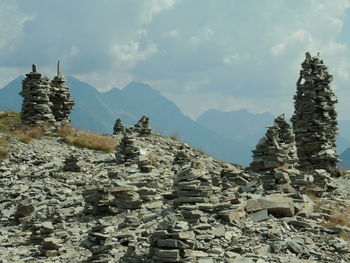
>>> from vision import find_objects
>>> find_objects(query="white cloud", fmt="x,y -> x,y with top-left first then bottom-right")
141,0 -> 179,24
189,27 -> 214,47
112,41 -> 158,69
164,29 -> 179,38
0,1 -> 34,49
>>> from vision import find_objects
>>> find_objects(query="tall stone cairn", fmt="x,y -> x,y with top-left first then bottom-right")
113,118 -> 124,135
20,64 -> 56,126
50,61 -> 74,125
291,52 -> 339,173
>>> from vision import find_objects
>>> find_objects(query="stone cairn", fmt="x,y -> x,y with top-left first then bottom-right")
20,64 -> 56,126
133,115 -> 152,136
63,155 -> 81,172
250,115 -> 298,190
149,215 -> 197,262
291,52 -> 339,174
115,129 -> 140,165
81,224 -> 113,263
113,118 -> 124,135
20,63 -> 74,128
50,61 -> 74,125
173,165 -> 214,223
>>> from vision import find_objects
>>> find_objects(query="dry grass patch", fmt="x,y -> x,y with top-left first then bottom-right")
324,203 -> 350,228
13,125 -> 46,143
0,110 -> 20,132
0,148 -> 9,160
57,125 -> 116,153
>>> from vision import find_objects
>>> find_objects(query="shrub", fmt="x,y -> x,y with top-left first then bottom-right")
57,125 -> 116,153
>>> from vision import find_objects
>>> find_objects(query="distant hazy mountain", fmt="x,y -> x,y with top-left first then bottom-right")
197,109 -> 275,151
339,148 -> 350,169
0,76 -> 250,165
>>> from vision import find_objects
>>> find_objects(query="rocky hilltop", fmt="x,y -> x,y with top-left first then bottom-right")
0,115 -> 350,262
1,54 -> 350,263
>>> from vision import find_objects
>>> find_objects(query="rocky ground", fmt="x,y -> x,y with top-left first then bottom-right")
0,132 -> 350,263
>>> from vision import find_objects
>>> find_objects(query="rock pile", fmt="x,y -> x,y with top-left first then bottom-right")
20,64 -> 56,126
83,185 -> 113,215
250,115 -> 299,190
28,221 -> 61,257
19,63 -> 74,128
81,224 -> 113,262
291,52 -> 339,173
63,155 -> 81,172
113,118 -> 124,135
251,115 -> 298,172
50,61 -> 74,125
115,131 -> 140,165
134,115 -> 152,136
149,216 -> 198,262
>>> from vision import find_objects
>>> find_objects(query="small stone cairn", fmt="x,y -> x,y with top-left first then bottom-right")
63,155 -> 81,172
291,52 -> 339,173
20,64 -> 56,126
115,129 -> 140,165
250,115 -> 298,190
81,224 -> 113,263
173,165 -> 214,223
149,215 -> 198,262
50,61 -> 74,125
113,118 -> 124,135
19,63 -> 74,128
133,115 -> 152,136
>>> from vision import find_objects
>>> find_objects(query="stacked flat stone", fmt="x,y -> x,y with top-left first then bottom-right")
28,221 -> 61,257
138,155 -> 154,172
149,215 -> 197,262
250,115 -> 299,190
134,115 -> 152,136
173,166 -> 213,222
83,185 -> 113,215
63,155 -> 81,172
113,118 -> 124,135
82,224 -> 113,263
115,131 -> 140,165
50,61 -> 74,125
20,65 -> 56,126
291,52 -> 339,173
173,149 -> 191,166
109,185 -> 142,211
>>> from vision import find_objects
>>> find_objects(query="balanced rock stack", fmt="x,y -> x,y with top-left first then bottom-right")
28,221 -> 61,257
149,215 -> 198,262
81,224 -> 113,263
113,118 -> 124,135
63,155 -> 81,172
115,131 -> 140,165
20,64 -> 56,126
50,61 -> 74,125
291,52 -> 339,173
173,148 -> 191,167
173,165 -> 214,222
250,115 -> 299,190
83,184 -> 113,215
133,115 -> 152,136
19,63 -> 74,128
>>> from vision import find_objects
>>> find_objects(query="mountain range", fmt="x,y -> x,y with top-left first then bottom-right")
1,75 -> 350,167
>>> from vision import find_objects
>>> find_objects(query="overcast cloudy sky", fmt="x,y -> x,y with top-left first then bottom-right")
1,0 -> 350,120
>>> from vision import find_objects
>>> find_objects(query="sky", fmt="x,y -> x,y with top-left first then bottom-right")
1,0 -> 350,120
